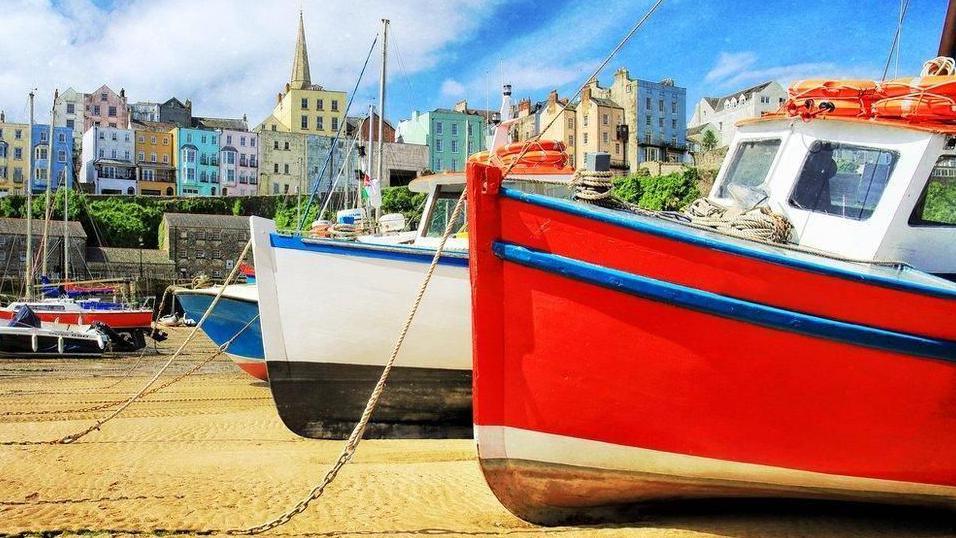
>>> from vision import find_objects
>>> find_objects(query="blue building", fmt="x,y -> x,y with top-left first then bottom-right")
396,104 -> 489,172
30,124 -> 74,193
173,127 -> 220,196
610,68 -> 688,164
305,135 -> 359,194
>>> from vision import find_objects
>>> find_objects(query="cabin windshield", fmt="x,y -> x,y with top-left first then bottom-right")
424,186 -> 466,238
789,141 -> 898,221
717,139 -> 781,202
910,155 -> 956,227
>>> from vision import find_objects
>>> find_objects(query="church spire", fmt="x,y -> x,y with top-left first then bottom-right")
290,10 -> 311,90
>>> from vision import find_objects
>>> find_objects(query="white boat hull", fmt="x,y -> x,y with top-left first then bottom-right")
250,217 -> 472,439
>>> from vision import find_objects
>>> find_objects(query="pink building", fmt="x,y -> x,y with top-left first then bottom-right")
84,85 -> 129,131
218,127 -> 259,196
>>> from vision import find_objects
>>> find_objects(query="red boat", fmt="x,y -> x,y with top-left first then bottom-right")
0,299 -> 153,331
467,95 -> 956,522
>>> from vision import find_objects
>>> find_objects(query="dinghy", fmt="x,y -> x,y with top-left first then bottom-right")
0,306 -> 107,357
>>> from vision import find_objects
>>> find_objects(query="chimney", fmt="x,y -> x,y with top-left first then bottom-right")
453,100 -> 468,113
518,98 -> 531,116
582,85 -> 592,103
120,88 -> 126,99
502,84 -> 512,96
1,110 -> 5,123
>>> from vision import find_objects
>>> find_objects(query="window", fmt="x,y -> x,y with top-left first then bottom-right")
583,115 -> 588,127
66,103 -> 75,114
273,140 -> 279,150
451,140 -> 458,153
331,117 -> 338,131
435,121 -> 443,135
718,139 -> 781,198
316,116 -> 324,130
658,100 -> 664,112
138,134 -> 145,143
57,132 -> 65,143
615,143 -> 620,154
301,115 -> 309,129
163,155 -> 169,164
124,150 -> 130,160
435,139 -> 443,152
452,158 -> 458,170
138,151 -> 145,162
284,164 -> 289,174
109,122 -> 117,128
301,97 -> 309,109
645,97 -> 651,110
284,142 -> 289,150
672,119 -> 677,129
240,137 -> 245,146
143,168 -> 155,181
93,105 -> 101,116
568,117 -> 574,129
602,132 -> 608,143
789,141 -> 897,220
227,169 -> 236,182
568,135 -> 574,146
583,133 -> 588,144
602,114 -> 608,125
659,118 -> 664,128
66,119 -> 74,129
111,131 -> 117,141
163,136 -> 169,145
645,116 -> 651,126
672,101 -> 678,113
317,99 -> 323,110
331,100 -> 338,111
108,106 -> 117,117
910,155 -> 956,226
760,96 -> 771,104
201,135 -> 207,144
100,92 -> 107,102
35,147 -> 48,160
151,152 -> 157,163
111,149 -> 117,159
151,135 -> 157,144
451,123 -> 458,136
424,186 -> 466,237
436,158 -> 443,170
250,138 -> 256,148
98,149 -> 104,158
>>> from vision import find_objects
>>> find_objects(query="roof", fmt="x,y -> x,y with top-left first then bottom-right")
704,81 -> 776,113
686,123 -> 716,137
191,116 -> 248,131
0,218 -> 87,238
590,96 -> 623,109
162,213 -> 250,229
129,119 -> 178,131
87,246 -> 174,266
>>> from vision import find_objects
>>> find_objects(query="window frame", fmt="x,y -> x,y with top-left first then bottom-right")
909,154 -> 956,227
715,137 -> 783,200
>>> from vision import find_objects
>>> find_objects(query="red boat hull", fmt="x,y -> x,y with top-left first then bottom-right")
467,162 -> 956,524
0,308 -> 153,330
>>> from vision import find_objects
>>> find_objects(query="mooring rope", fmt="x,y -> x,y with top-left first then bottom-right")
0,241 -> 252,445
682,198 -> 793,244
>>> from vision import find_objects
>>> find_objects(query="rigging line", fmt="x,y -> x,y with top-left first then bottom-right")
534,0 -> 665,147
297,33 -> 379,232
881,0 -> 910,82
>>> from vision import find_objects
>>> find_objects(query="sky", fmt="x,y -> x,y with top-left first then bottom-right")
0,0 -> 950,127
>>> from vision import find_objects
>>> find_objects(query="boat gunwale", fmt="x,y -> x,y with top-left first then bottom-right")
270,232 -> 469,267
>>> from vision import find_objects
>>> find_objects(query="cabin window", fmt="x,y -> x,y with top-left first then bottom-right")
424,186 -> 466,238
909,155 -> 956,226
789,141 -> 897,221
717,139 -> 781,199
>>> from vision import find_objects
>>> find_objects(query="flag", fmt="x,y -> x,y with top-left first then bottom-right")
362,173 -> 382,209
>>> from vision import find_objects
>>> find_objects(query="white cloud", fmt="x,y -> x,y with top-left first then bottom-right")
440,79 -> 465,97
705,52 -> 757,83
0,0 -> 501,124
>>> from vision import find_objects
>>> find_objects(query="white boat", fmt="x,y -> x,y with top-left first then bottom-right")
0,307 -> 107,357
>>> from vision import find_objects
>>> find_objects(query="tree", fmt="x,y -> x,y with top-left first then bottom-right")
701,129 -> 719,151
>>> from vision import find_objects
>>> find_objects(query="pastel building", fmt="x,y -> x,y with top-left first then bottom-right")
259,12 -> 347,137
609,68 -> 687,166
305,135 -> 358,194
536,90 -> 577,167
218,127 -> 259,196
396,108 -> 486,172
576,82 -> 627,172
129,101 -> 161,123
131,120 -> 177,196
79,126 -> 136,194
256,128 -> 306,195
173,127 -> 220,196
30,124 -> 74,193
84,85 -> 129,131
0,112 -> 31,195
53,88 -> 87,146
688,81 -> 787,149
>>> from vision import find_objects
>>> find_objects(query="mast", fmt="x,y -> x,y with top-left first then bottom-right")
376,18 -> 388,222
25,91 -> 34,301
940,0 -> 956,58
365,104 -> 374,211
41,90 -> 56,277
63,153 -> 69,282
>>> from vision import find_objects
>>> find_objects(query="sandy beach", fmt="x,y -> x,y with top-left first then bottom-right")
0,328 -> 953,537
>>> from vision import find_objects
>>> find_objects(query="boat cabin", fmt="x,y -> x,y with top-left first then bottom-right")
709,116 -> 956,279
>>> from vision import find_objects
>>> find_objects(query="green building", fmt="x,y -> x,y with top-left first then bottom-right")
396,105 -> 490,172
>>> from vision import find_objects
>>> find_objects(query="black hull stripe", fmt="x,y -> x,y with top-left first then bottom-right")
494,242 -> 956,364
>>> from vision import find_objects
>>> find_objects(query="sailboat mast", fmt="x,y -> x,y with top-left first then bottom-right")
41,91 -> 55,277
940,0 -> 956,58
25,91 -> 34,301
365,104 -> 374,211
376,18 -> 388,222
63,161 -> 69,282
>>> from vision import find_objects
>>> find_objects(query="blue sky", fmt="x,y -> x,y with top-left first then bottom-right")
0,0 -> 949,127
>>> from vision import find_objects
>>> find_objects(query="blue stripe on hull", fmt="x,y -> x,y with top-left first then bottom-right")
177,293 -> 264,361
499,187 -> 956,299
494,242 -> 956,364
270,233 -> 469,267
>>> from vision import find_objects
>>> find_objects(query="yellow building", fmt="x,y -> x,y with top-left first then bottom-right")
576,81 -> 626,173
265,12 -> 347,136
131,120 -> 177,195
537,90 -> 577,168
0,111 -> 31,195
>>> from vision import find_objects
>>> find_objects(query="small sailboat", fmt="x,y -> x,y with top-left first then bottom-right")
0,306 -> 107,357
467,55 -> 956,523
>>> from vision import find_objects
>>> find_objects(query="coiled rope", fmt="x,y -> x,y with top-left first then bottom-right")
683,198 -> 793,243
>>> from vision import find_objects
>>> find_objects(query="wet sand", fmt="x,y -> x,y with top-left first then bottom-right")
0,328 -> 953,537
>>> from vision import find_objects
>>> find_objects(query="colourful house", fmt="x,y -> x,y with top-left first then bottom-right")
396,108 -> 487,172
30,124 -> 74,193
172,127 -> 220,196
84,85 -> 129,131
0,112 -> 31,195
79,126 -> 136,195
131,120 -> 177,196
218,127 -> 259,196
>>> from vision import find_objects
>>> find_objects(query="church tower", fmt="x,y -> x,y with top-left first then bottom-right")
289,11 -> 312,90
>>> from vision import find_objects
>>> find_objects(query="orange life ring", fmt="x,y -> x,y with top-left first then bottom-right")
873,76 -> 956,122
785,80 -> 880,118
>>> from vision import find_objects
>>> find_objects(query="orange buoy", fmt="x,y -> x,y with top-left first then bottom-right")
874,76 -> 956,122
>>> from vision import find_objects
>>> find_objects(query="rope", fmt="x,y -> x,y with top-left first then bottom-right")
0,241 -> 252,446
683,198 -> 793,244
571,169 -> 615,202
327,222 -> 369,239
921,56 -> 956,76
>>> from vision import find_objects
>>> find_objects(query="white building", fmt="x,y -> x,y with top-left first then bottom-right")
688,81 -> 787,149
79,126 -> 136,194
53,87 -> 88,146
129,102 -> 161,123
